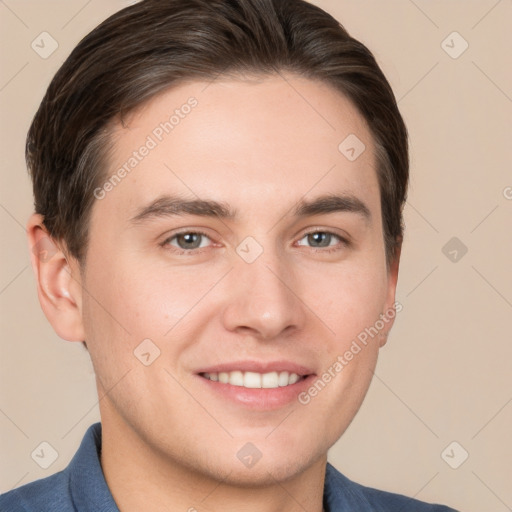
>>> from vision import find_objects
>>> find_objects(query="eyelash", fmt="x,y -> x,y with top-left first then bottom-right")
161,229 -> 350,255
297,230 -> 350,253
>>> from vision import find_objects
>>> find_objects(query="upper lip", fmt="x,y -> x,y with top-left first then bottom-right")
196,360 -> 315,377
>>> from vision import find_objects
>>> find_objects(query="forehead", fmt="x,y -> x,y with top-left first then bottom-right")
98,73 -> 379,222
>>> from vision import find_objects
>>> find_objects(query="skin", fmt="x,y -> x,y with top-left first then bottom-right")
27,73 -> 400,512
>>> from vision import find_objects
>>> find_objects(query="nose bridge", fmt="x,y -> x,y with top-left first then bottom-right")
221,239 -> 303,339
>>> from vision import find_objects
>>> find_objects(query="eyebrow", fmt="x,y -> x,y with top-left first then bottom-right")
129,195 -> 236,224
129,193 -> 371,224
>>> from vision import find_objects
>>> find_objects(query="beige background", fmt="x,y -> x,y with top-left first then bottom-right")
1,1 -> 511,510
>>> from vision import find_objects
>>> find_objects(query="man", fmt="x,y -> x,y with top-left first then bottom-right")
1,0 -> 458,510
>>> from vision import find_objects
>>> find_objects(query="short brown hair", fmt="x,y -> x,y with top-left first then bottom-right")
27,0 -> 408,267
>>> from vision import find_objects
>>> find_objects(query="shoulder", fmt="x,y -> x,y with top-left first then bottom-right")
0,470 -> 72,512
0,423 -> 107,512
324,463 -> 459,511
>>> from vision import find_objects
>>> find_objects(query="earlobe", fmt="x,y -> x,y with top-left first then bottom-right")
380,243 -> 402,347
379,330 -> 389,348
27,213 -> 86,342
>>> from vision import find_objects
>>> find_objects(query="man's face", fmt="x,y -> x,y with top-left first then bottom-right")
78,74 -> 399,484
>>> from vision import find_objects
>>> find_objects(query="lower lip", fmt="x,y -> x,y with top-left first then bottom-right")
197,374 -> 316,410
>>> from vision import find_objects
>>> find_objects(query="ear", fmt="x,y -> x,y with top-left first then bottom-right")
379,242 -> 402,348
27,213 -> 86,342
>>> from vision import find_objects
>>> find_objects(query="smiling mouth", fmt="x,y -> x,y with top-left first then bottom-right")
199,371 -> 308,389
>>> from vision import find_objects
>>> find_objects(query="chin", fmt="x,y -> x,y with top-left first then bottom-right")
197,445 -> 324,488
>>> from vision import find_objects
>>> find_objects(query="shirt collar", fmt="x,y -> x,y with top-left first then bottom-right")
323,462 -> 373,510
68,422 -> 120,511
68,423 -> 363,512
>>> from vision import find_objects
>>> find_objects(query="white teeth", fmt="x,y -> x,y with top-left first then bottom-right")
244,371 -> 261,388
203,370 -> 303,388
230,371 -> 244,386
278,371 -> 290,387
288,373 -> 300,385
261,371 -> 279,388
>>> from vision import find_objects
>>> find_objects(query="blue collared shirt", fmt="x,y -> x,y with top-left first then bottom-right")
0,423 -> 458,511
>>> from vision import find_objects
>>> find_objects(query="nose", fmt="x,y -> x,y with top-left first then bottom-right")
220,248 -> 306,341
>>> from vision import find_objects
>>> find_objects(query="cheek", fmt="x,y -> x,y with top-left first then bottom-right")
83,251 -> 171,330
306,263 -> 388,347
81,249 -> 226,357
300,263 -> 386,410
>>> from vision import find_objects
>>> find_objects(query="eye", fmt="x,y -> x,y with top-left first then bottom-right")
162,230 -> 213,253
296,230 -> 348,252
161,229 -> 348,255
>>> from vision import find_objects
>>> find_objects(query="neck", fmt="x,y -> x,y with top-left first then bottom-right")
99,412 -> 327,512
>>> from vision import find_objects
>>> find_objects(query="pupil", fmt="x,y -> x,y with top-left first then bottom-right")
179,233 -> 200,249
309,232 -> 329,247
